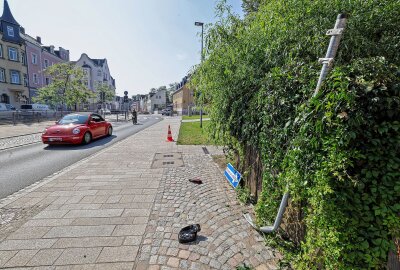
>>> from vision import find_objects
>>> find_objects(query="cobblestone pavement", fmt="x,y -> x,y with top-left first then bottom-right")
0,117 -> 280,269
0,133 -> 42,150
135,146 -> 280,270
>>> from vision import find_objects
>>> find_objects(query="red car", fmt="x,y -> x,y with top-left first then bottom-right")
42,112 -> 113,145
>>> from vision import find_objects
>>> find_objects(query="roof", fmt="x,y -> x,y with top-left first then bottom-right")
1,0 -> 19,26
92,59 -> 105,66
21,33 -> 41,46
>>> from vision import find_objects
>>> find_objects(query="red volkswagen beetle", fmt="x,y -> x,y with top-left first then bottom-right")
42,112 -> 113,145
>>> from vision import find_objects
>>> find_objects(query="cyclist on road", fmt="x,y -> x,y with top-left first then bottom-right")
131,109 -> 137,125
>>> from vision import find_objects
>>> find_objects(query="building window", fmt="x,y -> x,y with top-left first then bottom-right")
8,47 -> 18,61
97,70 -> 102,76
10,70 -> 20,84
21,52 -> 26,65
1,93 -> 9,103
45,77 -> 50,85
0,68 -> 5,82
23,74 -> 28,86
33,74 -> 38,84
7,26 -> 14,37
0,44 -> 3,58
44,59 -> 49,68
31,53 -> 37,64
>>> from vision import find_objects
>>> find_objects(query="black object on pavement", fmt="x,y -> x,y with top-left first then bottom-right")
178,224 -> 201,243
189,178 -> 203,184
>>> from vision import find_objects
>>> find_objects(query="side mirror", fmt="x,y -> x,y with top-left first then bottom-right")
55,121 -> 58,124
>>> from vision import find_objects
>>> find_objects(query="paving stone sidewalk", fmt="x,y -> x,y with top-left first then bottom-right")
0,117 -> 280,269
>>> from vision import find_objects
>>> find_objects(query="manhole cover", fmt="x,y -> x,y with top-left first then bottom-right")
152,152 -> 184,168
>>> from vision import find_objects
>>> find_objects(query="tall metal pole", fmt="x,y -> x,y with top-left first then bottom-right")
199,23 -> 204,128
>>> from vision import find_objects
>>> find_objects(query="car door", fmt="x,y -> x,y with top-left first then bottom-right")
89,114 -> 102,137
91,114 -> 107,137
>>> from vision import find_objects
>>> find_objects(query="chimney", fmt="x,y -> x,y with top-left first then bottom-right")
36,36 -> 41,43
20,27 -> 25,34
50,45 -> 54,54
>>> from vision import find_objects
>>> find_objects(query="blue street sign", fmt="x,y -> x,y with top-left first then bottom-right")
224,163 -> 242,189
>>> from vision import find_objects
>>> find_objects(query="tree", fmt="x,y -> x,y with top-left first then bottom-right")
167,82 -> 179,104
96,82 -> 115,109
33,62 -> 94,110
241,0 -> 261,14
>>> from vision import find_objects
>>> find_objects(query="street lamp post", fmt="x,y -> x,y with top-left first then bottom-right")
195,21 -> 204,128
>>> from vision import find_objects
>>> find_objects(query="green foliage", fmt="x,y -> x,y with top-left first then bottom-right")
96,82 -> 115,103
236,186 -> 251,204
34,62 -> 95,108
191,0 -> 400,268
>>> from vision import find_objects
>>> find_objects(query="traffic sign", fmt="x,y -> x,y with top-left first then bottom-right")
224,163 -> 241,189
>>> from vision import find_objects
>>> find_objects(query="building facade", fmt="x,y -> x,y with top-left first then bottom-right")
73,53 -> 116,110
22,33 -> 70,100
172,76 -> 194,115
0,0 -> 29,108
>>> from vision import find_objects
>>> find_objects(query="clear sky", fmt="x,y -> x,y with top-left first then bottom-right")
8,0 -> 243,97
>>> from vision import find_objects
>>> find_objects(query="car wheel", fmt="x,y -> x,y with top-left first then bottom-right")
82,132 -> 92,144
107,126 -> 113,136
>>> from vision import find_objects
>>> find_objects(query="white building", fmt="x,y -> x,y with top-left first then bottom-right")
73,53 -> 116,110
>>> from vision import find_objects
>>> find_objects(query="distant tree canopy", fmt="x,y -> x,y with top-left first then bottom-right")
96,82 -> 114,104
34,62 -> 94,109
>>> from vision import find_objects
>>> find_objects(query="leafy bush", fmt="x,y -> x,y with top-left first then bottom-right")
191,0 -> 400,268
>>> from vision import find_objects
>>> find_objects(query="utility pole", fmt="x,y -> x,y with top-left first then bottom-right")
195,21 -> 204,128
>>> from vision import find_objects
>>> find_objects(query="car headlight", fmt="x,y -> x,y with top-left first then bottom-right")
42,128 -> 47,135
72,128 -> 81,134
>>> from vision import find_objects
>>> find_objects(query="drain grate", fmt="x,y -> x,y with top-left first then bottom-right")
152,152 -> 184,168
202,147 -> 210,155
163,161 -> 175,165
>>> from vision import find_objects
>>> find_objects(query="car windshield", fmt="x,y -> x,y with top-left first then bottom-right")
58,114 -> 89,125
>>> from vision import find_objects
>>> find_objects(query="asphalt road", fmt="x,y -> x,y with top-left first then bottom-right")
0,115 -> 162,200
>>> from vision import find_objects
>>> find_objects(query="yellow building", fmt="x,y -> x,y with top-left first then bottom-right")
0,0 -> 29,107
172,81 -> 194,116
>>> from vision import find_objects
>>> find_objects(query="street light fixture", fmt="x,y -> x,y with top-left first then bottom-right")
194,21 -> 204,128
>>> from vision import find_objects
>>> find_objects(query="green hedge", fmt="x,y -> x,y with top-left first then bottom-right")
191,0 -> 400,268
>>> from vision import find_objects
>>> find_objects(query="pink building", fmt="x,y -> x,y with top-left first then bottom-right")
22,33 -> 69,101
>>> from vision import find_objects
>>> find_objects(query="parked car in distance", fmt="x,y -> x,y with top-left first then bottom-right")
41,112 -> 113,145
20,104 -> 51,111
5,104 -> 16,110
161,108 -> 172,116
99,108 -> 111,115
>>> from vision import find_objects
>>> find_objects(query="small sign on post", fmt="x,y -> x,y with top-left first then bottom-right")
224,163 -> 242,188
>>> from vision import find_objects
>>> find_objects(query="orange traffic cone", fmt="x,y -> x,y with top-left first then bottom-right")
166,125 -> 174,142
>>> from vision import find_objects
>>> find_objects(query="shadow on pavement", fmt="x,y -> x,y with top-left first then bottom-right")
183,235 -> 208,246
43,135 -> 117,151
